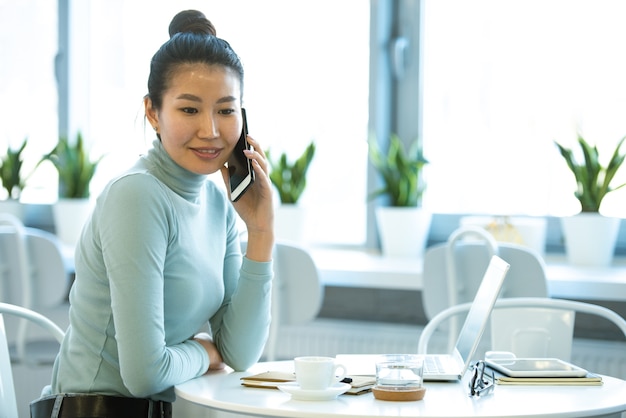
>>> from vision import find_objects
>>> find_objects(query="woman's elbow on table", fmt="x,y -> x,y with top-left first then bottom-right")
221,344 -> 265,372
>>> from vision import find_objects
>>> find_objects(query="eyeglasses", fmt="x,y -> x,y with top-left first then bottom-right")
468,361 -> 494,397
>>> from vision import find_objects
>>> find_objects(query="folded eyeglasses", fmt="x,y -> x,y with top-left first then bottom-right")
468,361 -> 494,397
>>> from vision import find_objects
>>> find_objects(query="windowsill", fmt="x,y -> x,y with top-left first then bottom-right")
59,238 -> 626,303
309,247 -> 626,302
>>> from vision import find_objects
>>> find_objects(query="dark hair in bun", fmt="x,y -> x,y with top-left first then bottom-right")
168,10 -> 216,38
147,9 -> 243,110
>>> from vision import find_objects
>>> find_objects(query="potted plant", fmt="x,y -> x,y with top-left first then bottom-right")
554,134 -> 626,266
369,133 -> 431,258
266,141 -> 316,242
267,141 -> 316,205
39,132 -> 104,247
40,132 -> 103,199
0,137 -> 30,220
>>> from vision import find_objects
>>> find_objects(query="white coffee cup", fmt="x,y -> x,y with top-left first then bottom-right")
294,356 -> 347,390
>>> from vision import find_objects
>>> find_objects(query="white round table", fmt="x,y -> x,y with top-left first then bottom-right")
175,360 -> 626,418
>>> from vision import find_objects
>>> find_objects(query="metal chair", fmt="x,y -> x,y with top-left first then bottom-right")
0,214 -> 70,362
264,241 -> 323,361
422,226 -> 549,352
418,297 -> 626,365
0,302 -> 65,418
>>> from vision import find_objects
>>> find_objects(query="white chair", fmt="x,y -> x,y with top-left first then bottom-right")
490,302 -> 575,360
418,297 -> 626,364
264,241 -> 323,361
422,226 -> 549,352
0,214 -> 70,362
0,302 -> 65,418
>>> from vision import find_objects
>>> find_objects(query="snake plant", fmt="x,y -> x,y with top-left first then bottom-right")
554,134 -> 626,213
267,141 -> 316,204
0,137 -> 29,199
40,132 -> 103,199
369,133 -> 428,207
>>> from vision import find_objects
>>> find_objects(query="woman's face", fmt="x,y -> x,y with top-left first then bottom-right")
145,63 -> 242,175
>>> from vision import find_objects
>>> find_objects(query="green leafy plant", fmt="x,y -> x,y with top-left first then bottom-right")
267,142 -> 316,204
554,134 -> 626,213
369,133 -> 428,207
0,137 -> 29,200
39,132 -> 103,199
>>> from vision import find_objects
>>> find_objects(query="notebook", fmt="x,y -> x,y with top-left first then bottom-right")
338,255 -> 510,381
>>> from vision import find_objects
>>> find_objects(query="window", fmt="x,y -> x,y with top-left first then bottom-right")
8,1 -> 624,252
0,0 -> 58,202
66,0 -> 370,245
421,0 -> 626,218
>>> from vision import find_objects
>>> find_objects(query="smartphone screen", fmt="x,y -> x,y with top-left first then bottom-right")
227,108 -> 254,202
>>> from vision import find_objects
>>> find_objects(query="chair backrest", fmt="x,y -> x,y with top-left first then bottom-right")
491,305 -> 575,360
273,242 -> 323,325
418,297 -> 626,366
265,241 -> 323,361
0,215 -> 69,309
423,226 -> 549,320
0,302 -> 65,418
0,214 -> 30,308
0,214 -> 70,361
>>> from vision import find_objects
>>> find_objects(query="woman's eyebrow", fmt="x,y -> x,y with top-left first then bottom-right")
216,96 -> 237,104
176,93 -> 202,102
175,94 -> 237,104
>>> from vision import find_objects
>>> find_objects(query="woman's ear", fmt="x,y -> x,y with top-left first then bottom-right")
144,96 -> 159,129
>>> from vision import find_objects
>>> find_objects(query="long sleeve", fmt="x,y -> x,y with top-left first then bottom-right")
211,254 -> 272,371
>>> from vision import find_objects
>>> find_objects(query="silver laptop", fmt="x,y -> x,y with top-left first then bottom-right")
338,255 -> 510,381
421,255 -> 509,380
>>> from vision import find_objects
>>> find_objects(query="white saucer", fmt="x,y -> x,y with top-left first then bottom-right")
277,382 -> 351,401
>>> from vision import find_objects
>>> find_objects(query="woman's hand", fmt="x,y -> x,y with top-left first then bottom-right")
194,332 -> 225,372
221,135 -> 274,261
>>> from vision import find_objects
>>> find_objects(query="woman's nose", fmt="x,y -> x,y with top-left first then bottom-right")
199,114 -> 219,138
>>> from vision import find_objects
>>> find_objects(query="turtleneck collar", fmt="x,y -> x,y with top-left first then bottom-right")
144,139 -> 207,202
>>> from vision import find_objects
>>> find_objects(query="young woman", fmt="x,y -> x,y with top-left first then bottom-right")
31,10 -> 274,418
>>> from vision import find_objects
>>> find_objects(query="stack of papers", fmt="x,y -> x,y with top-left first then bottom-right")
240,371 -> 376,395
484,357 -> 603,386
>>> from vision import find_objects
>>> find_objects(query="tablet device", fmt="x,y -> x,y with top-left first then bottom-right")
485,358 -> 588,378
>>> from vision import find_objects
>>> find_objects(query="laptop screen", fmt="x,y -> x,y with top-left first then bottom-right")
455,255 -> 510,363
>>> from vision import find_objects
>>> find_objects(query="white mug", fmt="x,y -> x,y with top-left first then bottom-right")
294,356 -> 347,390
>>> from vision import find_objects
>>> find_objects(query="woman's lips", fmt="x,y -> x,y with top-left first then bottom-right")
191,146 -> 222,159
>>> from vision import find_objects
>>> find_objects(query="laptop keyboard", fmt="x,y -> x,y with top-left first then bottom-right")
424,356 -> 446,374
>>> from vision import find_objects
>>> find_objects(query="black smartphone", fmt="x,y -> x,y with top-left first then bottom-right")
227,108 -> 254,202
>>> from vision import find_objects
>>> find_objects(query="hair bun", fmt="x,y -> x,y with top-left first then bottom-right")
168,10 -> 216,38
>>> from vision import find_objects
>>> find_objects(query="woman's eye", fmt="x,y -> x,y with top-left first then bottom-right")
181,107 -> 198,114
219,108 -> 235,115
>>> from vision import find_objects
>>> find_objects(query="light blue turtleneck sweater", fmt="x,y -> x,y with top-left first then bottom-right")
46,140 -> 272,402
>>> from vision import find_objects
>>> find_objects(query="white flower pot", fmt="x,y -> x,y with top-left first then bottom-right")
560,213 -> 620,267
275,204 -> 308,243
376,207 -> 432,259
53,198 -> 94,248
0,199 -> 24,222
